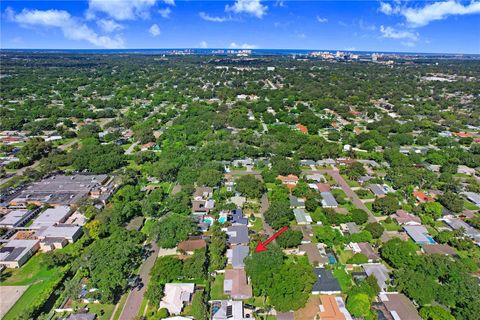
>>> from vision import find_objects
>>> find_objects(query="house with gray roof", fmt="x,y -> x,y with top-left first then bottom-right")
463,192 -> 480,206
289,195 -> 305,208
68,314 -> 96,320
294,208 -> 312,225
227,245 -> 249,268
311,267 -> 341,294
368,184 -> 387,197
443,217 -> 480,245
227,225 -> 249,245
321,192 -> 338,208
403,225 -> 435,245
362,263 -> 391,291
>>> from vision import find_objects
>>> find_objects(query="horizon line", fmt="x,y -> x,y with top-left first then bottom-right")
1,48 -> 480,56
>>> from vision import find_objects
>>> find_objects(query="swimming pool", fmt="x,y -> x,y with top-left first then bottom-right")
203,217 -> 213,225
218,216 -> 227,224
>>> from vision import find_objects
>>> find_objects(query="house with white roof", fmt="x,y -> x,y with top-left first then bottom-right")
160,283 -> 195,315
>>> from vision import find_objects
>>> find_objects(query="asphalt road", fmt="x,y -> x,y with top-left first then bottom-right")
230,168 -> 377,223
119,242 -> 159,320
304,169 -> 377,223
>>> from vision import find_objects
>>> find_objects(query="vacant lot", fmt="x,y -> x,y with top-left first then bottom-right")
1,254 -> 67,320
0,286 -> 29,318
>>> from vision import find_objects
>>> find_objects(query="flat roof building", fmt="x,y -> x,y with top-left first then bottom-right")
37,224 -> 83,243
10,174 -> 111,207
0,239 -> 40,268
0,209 -> 36,228
30,206 -> 71,229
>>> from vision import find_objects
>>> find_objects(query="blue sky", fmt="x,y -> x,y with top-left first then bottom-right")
1,1 -> 479,53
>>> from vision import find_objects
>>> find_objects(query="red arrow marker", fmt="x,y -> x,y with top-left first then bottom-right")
255,226 -> 289,252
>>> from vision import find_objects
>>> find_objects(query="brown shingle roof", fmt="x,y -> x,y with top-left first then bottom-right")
177,239 -> 206,252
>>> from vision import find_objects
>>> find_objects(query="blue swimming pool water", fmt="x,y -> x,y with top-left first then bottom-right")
426,236 -> 436,244
203,218 -> 213,225
328,254 -> 337,264
218,216 -> 227,224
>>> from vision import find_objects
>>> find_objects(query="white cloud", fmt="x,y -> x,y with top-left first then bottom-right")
338,20 -> 348,27
87,0 -> 157,20
379,1 -> 480,27
97,19 -> 124,32
403,1 -> 480,27
316,16 -> 328,23
229,42 -> 257,49
158,7 -> 171,18
149,23 -> 160,36
162,0 -> 175,5
7,8 -> 125,48
380,25 -> 419,42
359,19 -> 376,31
199,41 -> 208,48
225,0 -> 267,18
199,12 -> 230,22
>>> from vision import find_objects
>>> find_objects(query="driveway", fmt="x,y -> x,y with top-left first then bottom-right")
119,242 -> 159,320
260,193 -> 274,237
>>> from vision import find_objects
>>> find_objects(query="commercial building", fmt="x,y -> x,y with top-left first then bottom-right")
10,174 -> 113,207
0,239 -> 40,268
30,206 -> 71,229
0,209 -> 37,228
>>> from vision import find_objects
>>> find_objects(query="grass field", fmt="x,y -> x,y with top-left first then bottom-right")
250,217 -> 263,232
332,267 -> 353,291
1,254 -> 67,320
210,274 -> 229,300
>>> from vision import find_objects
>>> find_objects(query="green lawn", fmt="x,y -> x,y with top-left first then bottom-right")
337,250 -> 355,264
332,267 -> 353,292
381,220 -> 401,231
2,254 -> 68,320
141,218 -> 157,238
70,301 -> 115,320
250,217 -> 263,232
463,200 -> 479,210
210,274 -> 229,300
112,293 -> 129,320
343,175 -> 360,188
